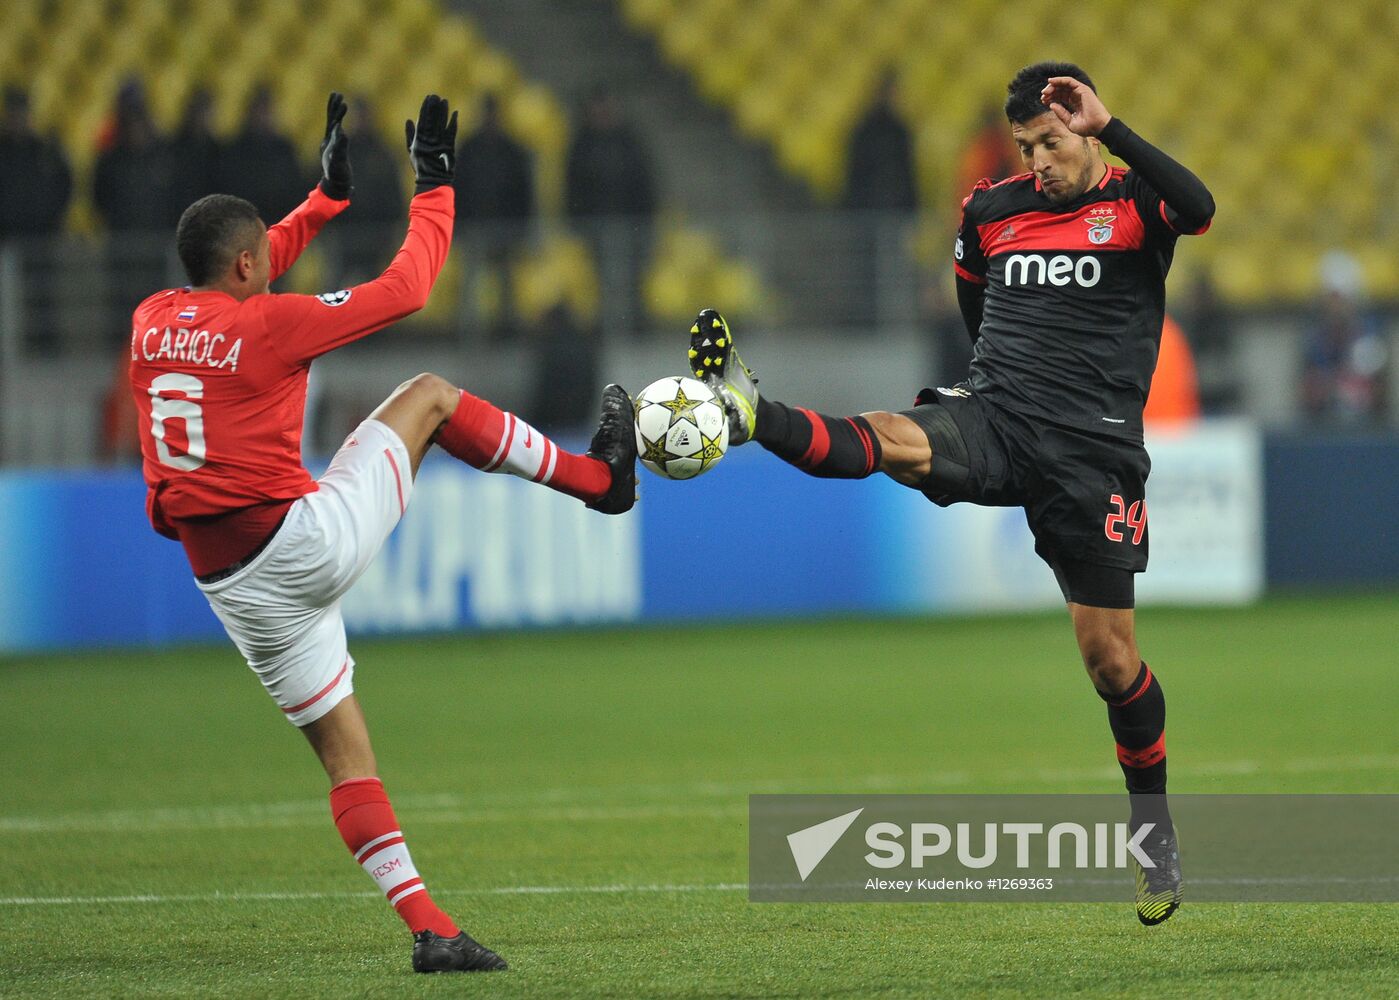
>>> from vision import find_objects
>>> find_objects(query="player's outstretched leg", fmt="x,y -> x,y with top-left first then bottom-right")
429,379 -> 637,514
690,309 -> 936,482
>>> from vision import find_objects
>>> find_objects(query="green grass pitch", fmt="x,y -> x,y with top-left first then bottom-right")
1,593 -> 1396,998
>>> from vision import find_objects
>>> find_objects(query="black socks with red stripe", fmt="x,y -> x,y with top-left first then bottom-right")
1099,662 -> 1171,832
753,398 -> 882,478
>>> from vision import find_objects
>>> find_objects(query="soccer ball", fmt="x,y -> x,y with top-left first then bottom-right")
633,376 -> 729,480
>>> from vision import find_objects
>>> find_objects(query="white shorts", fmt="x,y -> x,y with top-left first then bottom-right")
198,418 -> 413,726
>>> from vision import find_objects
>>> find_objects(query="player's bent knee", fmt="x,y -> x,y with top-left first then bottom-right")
862,411 -> 932,485
396,372 -> 459,421
1079,638 -> 1138,694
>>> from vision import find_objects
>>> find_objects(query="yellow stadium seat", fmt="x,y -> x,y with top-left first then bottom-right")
621,0 -> 679,32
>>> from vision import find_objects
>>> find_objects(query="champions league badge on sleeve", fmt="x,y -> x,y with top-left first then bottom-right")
316,289 -> 353,307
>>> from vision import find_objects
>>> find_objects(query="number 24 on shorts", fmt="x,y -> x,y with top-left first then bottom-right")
1104,493 -> 1146,545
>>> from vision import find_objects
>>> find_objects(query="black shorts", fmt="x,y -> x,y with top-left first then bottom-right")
902,388 -> 1151,609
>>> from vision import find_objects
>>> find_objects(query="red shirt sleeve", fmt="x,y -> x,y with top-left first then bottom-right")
256,186 -> 455,365
267,187 -> 350,282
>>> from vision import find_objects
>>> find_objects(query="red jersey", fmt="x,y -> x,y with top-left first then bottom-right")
130,185 -> 454,573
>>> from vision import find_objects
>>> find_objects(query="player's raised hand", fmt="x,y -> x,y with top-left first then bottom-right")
318,92 -> 353,201
1041,76 -> 1111,137
404,94 -> 458,193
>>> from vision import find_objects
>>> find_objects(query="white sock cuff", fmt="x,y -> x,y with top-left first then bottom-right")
491,413 -> 553,483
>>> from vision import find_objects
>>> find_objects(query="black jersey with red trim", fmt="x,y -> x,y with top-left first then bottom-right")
954,165 -> 1208,442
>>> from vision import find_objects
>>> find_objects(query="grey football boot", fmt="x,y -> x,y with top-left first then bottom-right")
687,308 -> 759,445
1134,824 -> 1183,925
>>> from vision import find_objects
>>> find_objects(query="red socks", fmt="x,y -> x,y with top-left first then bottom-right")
434,389 -> 611,503
329,777 -> 458,937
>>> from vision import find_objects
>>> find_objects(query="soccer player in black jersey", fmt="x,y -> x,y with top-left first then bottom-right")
690,62 -> 1213,925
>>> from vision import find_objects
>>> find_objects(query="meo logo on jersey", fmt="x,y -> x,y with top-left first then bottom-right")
1084,212 -> 1116,245
1003,253 -> 1102,288
316,289 -> 352,307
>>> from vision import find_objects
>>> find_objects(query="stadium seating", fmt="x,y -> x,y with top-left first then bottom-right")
10,1 -> 1386,309
621,0 -> 1399,302
0,0 -> 772,328
2,0 -> 569,212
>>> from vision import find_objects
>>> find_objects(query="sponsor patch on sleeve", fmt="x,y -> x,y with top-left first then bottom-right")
316,289 -> 352,307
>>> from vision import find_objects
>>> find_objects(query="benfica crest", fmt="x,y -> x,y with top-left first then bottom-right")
1084,212 -> 1116,245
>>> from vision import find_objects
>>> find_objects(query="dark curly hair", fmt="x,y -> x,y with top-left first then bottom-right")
175,194 -> 264,286
1004,61 -> 1096,124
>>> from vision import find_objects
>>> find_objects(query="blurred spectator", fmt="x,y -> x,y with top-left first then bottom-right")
843,74 -> 916,327
455,93 -> 534,337
0,86 -> 72,239
1180,268 -> 1238,414
566,88 -> 656,336
93,79 -> 176,232
215,85 -> 302,223
336,97 -> 404,283
456,93 -> 534,232
843,74 -> 917,213
1301,252 -> 1388,424
955,102 -> 1020,198
566,89 -> 656,222
528,300 -> 600,434
0,86 -> 73,355
93,79 -> 178,316
167,88 -> 222,223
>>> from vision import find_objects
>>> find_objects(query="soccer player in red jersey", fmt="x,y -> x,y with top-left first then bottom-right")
691,64 -> 1214,925
129,94 -> 638,973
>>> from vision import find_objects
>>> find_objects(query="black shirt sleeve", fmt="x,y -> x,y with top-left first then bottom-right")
1099,118 -> 1214,235
953,186 -> 989,281
952,184 -> 991,345
955,275 -> 985,346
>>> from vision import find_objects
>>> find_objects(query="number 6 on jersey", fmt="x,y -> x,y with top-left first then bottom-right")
148,372 -> 207,471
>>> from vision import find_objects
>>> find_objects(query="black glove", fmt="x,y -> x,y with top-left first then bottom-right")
404,94 -> 458,194
318,92 -> 352,201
